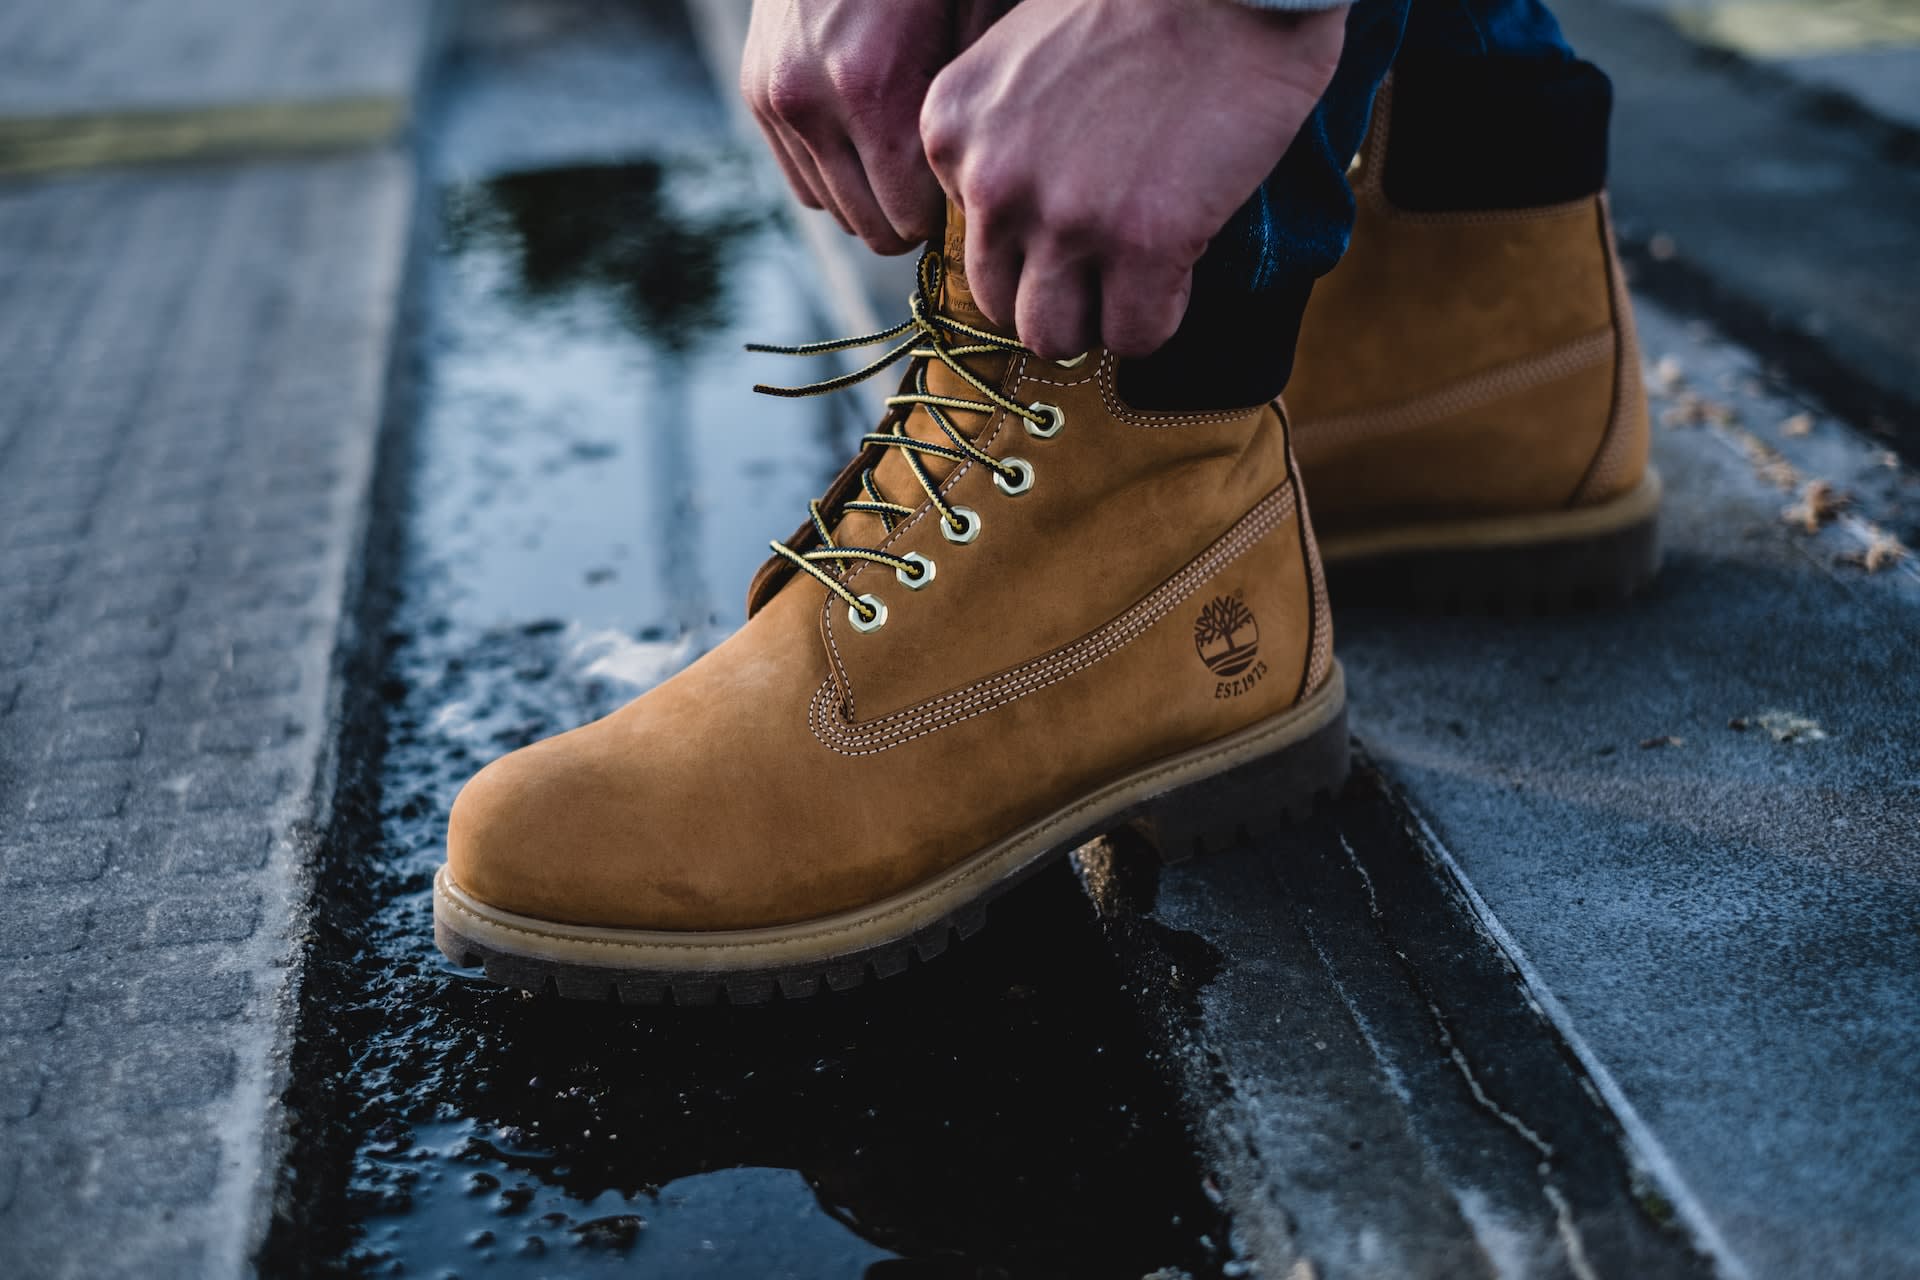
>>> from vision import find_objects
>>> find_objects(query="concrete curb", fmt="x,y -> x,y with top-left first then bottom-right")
0,0 -> 441,176
0,7 -> 437,1274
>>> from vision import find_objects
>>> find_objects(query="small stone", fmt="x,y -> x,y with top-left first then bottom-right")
1652,355 -> 1685,396
570,1214 -> 645,1251
1838,532 -> 1908,573
1782,480 -> 1848,534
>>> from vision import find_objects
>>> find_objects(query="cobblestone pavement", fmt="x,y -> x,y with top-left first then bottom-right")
0,154 -> 411,1277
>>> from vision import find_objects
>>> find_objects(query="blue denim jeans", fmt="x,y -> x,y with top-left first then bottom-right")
1122,0 -> 1589,409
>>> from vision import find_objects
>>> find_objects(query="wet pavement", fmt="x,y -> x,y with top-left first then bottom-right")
265,9 -> 1233,1274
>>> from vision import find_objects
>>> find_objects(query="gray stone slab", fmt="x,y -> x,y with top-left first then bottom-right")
1088,805 -> 1711,1280
0,150 -> 412,1279
1341,299 -> 1920,1279
0,0 -> 434,120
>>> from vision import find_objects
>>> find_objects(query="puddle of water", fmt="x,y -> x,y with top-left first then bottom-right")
289,155 -> 1231,1278
422,154 -> 835,635
361,1121 -> 890,1276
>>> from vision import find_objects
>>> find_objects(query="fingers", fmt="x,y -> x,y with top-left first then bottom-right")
744,41 -> 939,253
848,118 -> 943,247
1013,250 -> 1100,360
1098,256 -> 1194,359
960,203 -> 1020,330
761,123 -> 828,212
758,107 -> 933,253
744,67 -> 838,223
799,134 -> 917,253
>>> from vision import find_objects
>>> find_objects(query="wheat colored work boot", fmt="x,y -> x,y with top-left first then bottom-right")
433,211 -> 1348,1003
1286,77 -> 1659,610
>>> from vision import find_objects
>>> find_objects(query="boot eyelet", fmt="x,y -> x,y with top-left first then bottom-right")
1024,402 -> 1065,439
993,457 -> 1035,497
849,594 -> 888,632
896,552 -> 935,589
942,506 -> 982,544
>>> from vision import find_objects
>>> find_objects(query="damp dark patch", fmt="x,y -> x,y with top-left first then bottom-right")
266,136 -> 1230,1280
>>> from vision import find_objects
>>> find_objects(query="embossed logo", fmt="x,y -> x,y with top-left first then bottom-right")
1196,593 -> 1268,699
1195,593 -> 1259,676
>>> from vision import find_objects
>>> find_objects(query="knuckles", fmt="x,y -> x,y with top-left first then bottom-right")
760,66 -> 826,128
755,58 -> 906,134
822,59 -> 895,123
917,84 -> 964,172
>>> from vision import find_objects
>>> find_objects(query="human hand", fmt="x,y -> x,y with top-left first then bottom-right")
740,0 -> 964,253
920,0 -> 1348,357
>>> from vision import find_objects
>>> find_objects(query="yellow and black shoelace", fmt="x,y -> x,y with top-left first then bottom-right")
750,251 -> 1059,625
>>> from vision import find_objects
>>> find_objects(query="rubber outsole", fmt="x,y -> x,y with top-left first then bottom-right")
433,668 -> 1351,1005
1319,471 -> 1663,612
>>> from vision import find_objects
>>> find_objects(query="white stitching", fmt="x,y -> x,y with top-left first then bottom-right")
811,485 -> 1295,754
1094,352 -> 1261,428
1294,329 -> 1614,449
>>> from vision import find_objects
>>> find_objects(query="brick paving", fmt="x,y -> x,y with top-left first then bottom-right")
0,153 -> 411,1278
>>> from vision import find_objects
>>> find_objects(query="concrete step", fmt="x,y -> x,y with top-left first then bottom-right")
0,136 -> 414,1280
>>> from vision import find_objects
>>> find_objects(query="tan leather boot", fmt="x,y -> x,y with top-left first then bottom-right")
1286,78 -> 1659,610
433,212 -> 1348,1003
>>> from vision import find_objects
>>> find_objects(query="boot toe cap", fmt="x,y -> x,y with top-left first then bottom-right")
445,734 -> 621,926
444,727 -> 754,931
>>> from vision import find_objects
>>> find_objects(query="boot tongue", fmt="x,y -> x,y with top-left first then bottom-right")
834,202 -> 1020,551
935,205 -> 992,330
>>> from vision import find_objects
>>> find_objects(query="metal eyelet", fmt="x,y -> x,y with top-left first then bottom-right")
993,457 -> 1035,497
849,593 -> 888,632
1055,352 -> 1089,369
896,552 -> 935,590
941,506 -> 982,544
1024,402 -> 1065,439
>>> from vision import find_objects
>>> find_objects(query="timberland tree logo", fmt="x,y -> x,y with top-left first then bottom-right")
1194,593 -> 1268,698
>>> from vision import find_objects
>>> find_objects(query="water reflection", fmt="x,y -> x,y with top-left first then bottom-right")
443,159 -> 761,351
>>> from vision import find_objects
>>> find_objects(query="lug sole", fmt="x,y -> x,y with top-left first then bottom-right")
433,664 -> 1350,1005
1319,470 -> 1662,612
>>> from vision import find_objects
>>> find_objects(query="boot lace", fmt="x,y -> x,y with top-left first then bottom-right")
750,250 -> 1059,625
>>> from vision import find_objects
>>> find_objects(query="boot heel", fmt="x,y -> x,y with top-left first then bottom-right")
1322,472 -> 1664,614
1132,705 -> 1349,864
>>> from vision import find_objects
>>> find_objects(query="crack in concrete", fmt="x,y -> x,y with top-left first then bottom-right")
1396,805 -> 1755,1280
1334,831 -> 1600,1280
